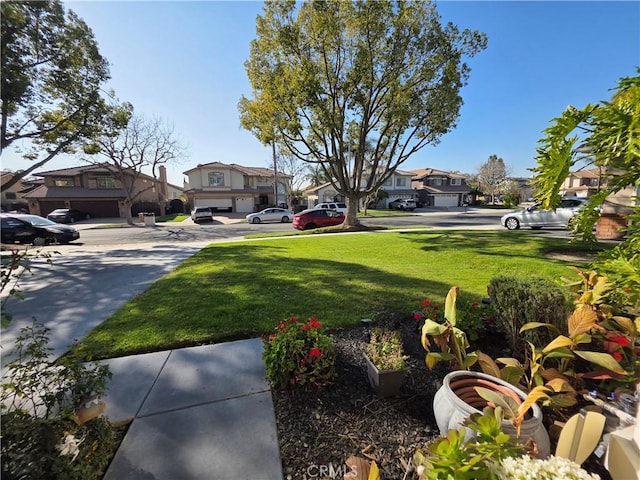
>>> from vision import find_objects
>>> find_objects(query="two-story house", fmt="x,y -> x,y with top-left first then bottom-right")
410,168 -> 472,207
183,162 -> 289,213
560,168 -> 602,197
1,171 -> 42,212
304,169 -> 417,209
22,165 -> 180,218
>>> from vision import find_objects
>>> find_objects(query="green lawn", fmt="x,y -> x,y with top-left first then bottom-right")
78,230 -> 605,359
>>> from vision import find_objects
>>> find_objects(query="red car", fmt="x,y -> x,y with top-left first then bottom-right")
293,208 -> 345,230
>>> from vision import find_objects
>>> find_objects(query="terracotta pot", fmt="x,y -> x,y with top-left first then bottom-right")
433,371 -> 550,458
364,354 -> 406,398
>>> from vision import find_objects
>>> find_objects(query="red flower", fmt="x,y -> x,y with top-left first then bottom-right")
612,352 -> 623,361
277,322 -> 287,330
309,348 -> 322,358
471,302 -> 479,308
413,312 -> 423,320
269,333 -> 276,341
610,335 -> 630,347
309,317 -> 321,328
289,315 -> 298,323
421,299 -> 432,307
301,323 -> 312,330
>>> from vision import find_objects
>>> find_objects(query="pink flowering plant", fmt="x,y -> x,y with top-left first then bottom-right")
262,316 -> 336,389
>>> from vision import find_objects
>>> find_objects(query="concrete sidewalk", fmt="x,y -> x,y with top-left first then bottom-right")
100,338 -> 283,480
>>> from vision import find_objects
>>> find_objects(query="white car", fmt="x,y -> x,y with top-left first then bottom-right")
246,208 -> 294,224
312,202 -> 347,214
501,198 -> 587,230
191,207 -> 213,223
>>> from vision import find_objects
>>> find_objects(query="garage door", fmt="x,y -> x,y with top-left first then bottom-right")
433,194 -> 459,207
198,198 -> 233,211
70,200 -> 120,218
235,197 -> 254,213
39,201 -> 67,216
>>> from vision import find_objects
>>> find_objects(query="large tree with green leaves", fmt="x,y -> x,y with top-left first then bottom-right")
531,70 -> 640,311
239,0 -> 486,227
1,0 -> 112,189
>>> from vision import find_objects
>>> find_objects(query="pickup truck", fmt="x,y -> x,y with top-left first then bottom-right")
312,202 -> 348,214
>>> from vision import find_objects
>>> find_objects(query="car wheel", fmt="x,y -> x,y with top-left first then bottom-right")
252,217 -> 261,224
281,216 -> 289,223
505,217 -> 520,230
305,223 -> 316,230
32,236 -> 47,246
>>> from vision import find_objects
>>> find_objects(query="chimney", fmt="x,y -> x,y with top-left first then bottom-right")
159,166 -> 168,198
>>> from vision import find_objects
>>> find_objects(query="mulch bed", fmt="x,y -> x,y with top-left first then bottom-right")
272,314 -> 466,479
272,313 -> 612,479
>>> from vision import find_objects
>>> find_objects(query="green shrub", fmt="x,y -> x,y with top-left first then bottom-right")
413,407 -> 526,480
1,322 -> 111,418
503,193 -> 521,208
365,328 -> 407,370
1,412 -> 116,480
262,316 -> 336,389
0,322 -> 115,480
488,276 -> 571,352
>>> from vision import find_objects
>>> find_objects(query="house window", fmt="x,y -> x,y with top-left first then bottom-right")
323,190 -> 337,202
432,178 -> 442,186
54,177 -> 74,187
451,178 -> 461,186
395,177 -> 406,187
383,177 -> 392,187
96,177 -> 116,189
208,171 -> 225,187
5,192 -> 16,200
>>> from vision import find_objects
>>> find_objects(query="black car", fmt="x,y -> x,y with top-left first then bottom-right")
0,214 -> 80,245
46,208 -> 91,223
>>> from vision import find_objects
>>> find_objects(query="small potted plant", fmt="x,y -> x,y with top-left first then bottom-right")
364,328 -> 408,397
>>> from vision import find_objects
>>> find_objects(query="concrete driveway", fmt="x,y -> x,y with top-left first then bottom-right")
1,242 -> 207,363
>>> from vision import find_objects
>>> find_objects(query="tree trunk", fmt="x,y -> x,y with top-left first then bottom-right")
343,195 -> 361,228
123,200 -> 134,225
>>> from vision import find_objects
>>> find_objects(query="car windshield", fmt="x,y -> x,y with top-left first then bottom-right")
21,215 -> 58,226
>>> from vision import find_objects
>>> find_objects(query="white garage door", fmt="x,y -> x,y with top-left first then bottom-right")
434,194 -> 459,207
235,197 -> 254,213
199,199 -> 233,209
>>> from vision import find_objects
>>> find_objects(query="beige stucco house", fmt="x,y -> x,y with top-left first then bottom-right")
183,162 -> 289,213
304,169 -> 417,209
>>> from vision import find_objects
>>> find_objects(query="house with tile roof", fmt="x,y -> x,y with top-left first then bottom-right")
22,164 -> 182,218
410,168 -> 472,208
303,169 -> 417,209
183,162 -> 290,213
560,167 -> 603,198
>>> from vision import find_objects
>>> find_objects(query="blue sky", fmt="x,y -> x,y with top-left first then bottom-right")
5,1 -> 639,187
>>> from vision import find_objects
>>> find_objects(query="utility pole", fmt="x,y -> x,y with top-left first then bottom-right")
272,139 -> 278,207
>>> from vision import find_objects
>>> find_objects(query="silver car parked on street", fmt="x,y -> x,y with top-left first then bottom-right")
501,198 -> 587,230
246,208 -> 294,224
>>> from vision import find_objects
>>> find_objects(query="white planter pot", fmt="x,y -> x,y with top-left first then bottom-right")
433,370 -> 550,458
